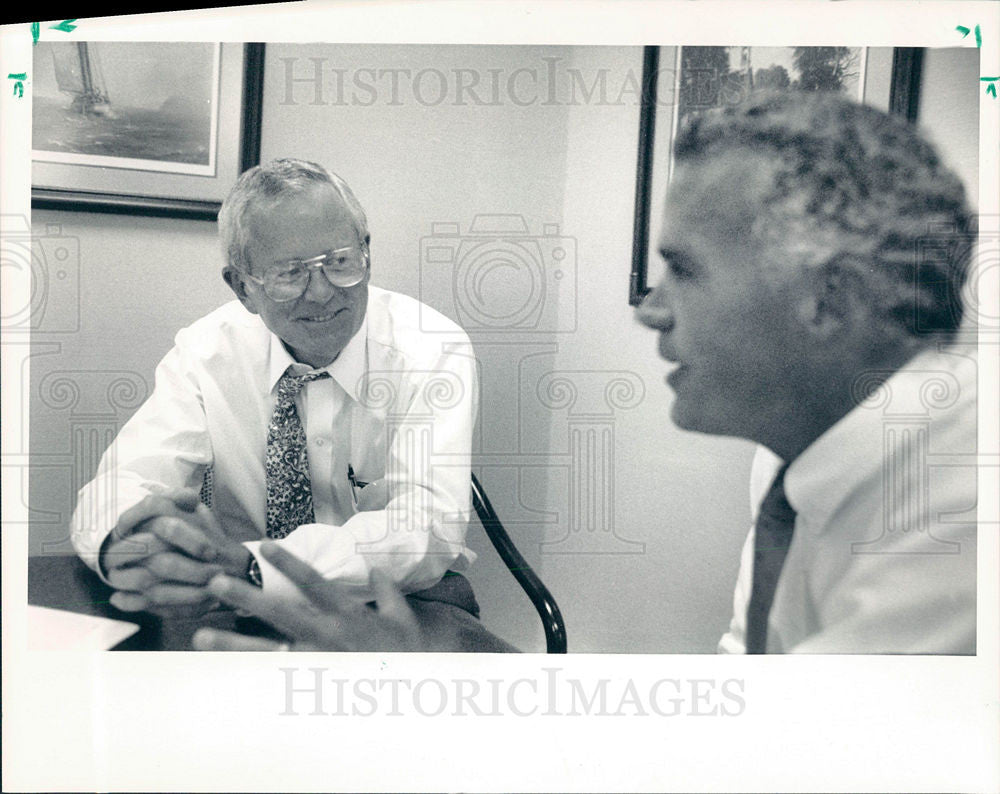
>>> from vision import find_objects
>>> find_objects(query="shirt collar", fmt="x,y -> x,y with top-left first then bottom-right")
266,312 -> 369,397
783,347 -> 955,533
328,312 -> 368,400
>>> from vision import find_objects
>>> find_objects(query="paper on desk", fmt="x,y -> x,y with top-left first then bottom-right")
28,605 -> 140,650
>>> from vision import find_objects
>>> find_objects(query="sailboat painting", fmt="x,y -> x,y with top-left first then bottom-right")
32,42 -> 220,176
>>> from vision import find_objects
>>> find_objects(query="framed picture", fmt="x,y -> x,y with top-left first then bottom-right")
31,42 -> 265,220
628,46 -> 924,305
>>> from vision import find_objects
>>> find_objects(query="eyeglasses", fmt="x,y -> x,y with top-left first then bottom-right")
243,246 -> 369,302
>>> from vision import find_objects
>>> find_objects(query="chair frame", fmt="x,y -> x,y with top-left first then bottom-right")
471,471 -> 567,653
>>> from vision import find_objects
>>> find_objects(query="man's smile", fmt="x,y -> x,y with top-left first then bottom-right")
298,308 -> 345,323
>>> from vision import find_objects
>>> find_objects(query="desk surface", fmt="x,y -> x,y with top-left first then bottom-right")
29,555 -> 518,652
28,555 -> 253,651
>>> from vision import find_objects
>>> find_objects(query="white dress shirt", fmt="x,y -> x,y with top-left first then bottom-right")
719,346 -> 977,654
71,286 -> 479,602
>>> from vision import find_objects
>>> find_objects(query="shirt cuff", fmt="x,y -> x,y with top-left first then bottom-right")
241,535 -> 368,602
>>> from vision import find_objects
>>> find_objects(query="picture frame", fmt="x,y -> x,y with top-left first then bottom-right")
30,42 -> 265,221
628,46 -> 924,306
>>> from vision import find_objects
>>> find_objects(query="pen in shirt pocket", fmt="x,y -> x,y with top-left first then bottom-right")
347,463 -> 369,508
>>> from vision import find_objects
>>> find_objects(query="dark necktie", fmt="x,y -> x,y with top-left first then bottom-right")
265,368 -> 330,539
745,464 -> 796,654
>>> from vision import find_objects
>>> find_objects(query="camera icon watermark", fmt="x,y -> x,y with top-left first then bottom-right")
915,216 -> 998,342
1,214 -> 81,334
419,215 -> 576,333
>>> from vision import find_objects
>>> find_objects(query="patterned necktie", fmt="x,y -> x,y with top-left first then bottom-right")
265,367 -> 330,539
745,464 -> 797,654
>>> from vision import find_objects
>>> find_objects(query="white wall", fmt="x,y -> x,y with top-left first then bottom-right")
28,44 -> 980,653
27,210 -> 231,556
918,47 -> 980,209
543,46 -> 755,652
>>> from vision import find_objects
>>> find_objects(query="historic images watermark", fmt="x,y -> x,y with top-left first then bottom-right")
419,215 -> 576,334
843,216 -> 997,555
850,359 -> 977,555
278,55 -> 664,108
1,214 -> 80,335
412,212 -> 646,555
1,214 -> 150,552
915,215 -> 999,343
3,214 -> 81,551
278,666 -> 746,718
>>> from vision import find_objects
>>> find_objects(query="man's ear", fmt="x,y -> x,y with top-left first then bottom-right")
794,260 -> 857,340
223,266 -> 259,315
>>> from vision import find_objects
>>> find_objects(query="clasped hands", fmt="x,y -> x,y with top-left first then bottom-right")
104,486 -> 426,651
103,487 -> 251,618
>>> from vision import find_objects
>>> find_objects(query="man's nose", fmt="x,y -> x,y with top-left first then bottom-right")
301,265 -> 337,303
635,283 -> 674,331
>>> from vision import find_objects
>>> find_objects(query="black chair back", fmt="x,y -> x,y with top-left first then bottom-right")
471,472 -> 567,653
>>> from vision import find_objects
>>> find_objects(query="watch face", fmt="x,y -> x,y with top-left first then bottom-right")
247,557 -> 263,587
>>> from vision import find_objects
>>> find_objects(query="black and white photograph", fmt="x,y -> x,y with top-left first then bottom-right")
2,2 -> 997,792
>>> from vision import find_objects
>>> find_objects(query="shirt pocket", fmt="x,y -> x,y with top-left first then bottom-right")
349,402 -> 387,488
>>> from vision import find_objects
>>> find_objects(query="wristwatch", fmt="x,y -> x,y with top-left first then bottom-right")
246,554 -> 263,588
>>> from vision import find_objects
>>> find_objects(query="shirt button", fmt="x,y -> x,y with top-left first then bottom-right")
315,438 -> 324,447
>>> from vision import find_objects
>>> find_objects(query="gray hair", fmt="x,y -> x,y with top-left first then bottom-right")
674,91 -> 972,338
218,158 -> 369,273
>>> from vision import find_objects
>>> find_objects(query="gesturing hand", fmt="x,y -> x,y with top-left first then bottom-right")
191,542 -> 425,652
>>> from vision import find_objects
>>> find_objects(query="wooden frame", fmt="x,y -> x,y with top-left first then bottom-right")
628,46 -> 924,306
31,42 -> 264,221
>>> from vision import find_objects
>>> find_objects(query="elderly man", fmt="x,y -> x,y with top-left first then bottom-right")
193,92 -> 977,654
72,159 -> 511,650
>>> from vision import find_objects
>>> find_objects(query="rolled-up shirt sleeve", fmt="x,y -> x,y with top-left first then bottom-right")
70,331 -> 214,581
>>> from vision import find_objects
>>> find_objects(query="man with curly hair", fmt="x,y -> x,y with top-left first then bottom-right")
193,92 -> 977,654
639,91 -> 976,654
